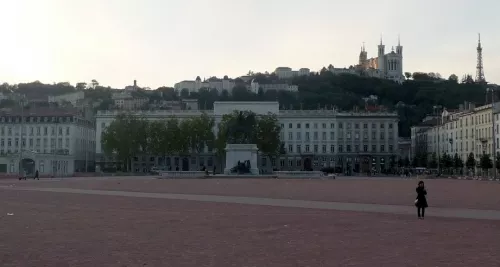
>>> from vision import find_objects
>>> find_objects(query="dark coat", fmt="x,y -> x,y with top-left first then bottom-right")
415,187 -> 428,208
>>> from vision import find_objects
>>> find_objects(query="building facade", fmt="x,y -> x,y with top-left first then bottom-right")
48,91 -> 85,107
0,108 -> 96,177
274,67 -> 311,79
412,102 -> 499,166
249,80 -> 299,94
174,76 -> 235,94
96,102 -> 399,174
357,38 -> 404,83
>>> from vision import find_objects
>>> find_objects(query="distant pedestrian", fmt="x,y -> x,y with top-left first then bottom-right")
415,180 -> 428,219
213,166 -> 216,175
34,170 -> 39,180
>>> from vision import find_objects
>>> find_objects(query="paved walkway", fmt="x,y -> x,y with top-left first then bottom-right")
3,186 -> 500,220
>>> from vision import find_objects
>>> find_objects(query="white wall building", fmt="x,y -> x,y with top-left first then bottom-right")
249,80 -> 299,94
0,108 -> 95,177
174,76 -> 235,94
96,102 -> 398,174
48,91 -> 85,107
412,102 -> 499,167
274,67 -> 311,79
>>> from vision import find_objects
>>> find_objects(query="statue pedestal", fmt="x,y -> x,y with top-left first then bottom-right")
224,144 -> 259,175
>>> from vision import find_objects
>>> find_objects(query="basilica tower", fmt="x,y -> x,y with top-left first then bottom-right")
377,37 -> 385,73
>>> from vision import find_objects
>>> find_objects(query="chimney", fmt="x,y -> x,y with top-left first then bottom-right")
134,80 -> 137,87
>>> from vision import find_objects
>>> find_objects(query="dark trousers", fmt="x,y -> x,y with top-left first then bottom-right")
417,207 -> 426,217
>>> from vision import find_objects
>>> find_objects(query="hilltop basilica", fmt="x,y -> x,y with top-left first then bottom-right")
357,37 -> 404,83
328,37 -> 405,83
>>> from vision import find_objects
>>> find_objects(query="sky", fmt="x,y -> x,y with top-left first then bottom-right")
0,0 -> 499,89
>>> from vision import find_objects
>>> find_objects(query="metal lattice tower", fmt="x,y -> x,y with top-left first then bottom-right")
476,33 -> 486,83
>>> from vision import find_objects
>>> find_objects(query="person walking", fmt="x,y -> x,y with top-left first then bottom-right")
34,169 -> 39,180
415,181 -> 428,219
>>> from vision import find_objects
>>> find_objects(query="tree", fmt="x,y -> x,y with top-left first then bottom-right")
101,113 -> 145,172
254,113 -> 282,162
91,79 -> 99,89
403,157 -> 410,167
453,153 -> 464,174
496,152 -> 500,174
75,82 -> 87,90
404,72 -> 412,80
479,154 -> 493,175
448,74 -> 458,83
440,153 -> 453,173
429,153 -> 438,169
466,152 -> 476,172
185,113 -> 215,169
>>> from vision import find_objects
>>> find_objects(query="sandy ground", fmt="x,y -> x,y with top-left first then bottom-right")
1,177 -> 500,266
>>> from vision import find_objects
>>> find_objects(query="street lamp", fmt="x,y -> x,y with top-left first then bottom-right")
487,87 -> 497,179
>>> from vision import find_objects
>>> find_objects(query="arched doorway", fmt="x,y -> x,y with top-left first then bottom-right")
20,158 -> 35,176
303,158 -> 312,171
182,157 -> 189,171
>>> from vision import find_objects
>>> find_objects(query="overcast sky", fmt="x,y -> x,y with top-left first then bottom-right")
0,0 -> 498,89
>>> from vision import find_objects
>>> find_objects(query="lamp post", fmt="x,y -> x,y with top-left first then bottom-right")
487,87 -> 497,179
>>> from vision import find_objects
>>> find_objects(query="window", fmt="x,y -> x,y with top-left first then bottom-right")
330,123 -> 335,129
288,123 -> 292,129
330,145 -> 335,153
347,132 -> 351,139
297,123 -> 301,129
66,127 -> 70,135
305,132 -> 310,141
339,123 -> 343,129
363,145 -> 368,152
355,145 -> 359,152
330,132 -> 335,140
305,145 -> 310,152
305,123 -> 310,129
314,123 -> 318,129
271,158 -> 276,167
288,160 -> 293,167
322,123 -> 326,129
381,123 -> 385,129
314,145 -> 318,153
372,123 -> 376,129
380,132 -> 385,140
296,159 -> 301,167
322,132 -> 326,140
355,123 -> 359,129
372,145 -> 376,152
389,123 -> 393,129
346,145 -> 351,152
262,158 -> 267,166
355,133 -> 359,140
339,145 -> 343,152
371,132 -> 376,139
389,145 -> 393,152
363,123 -> 368,129
381,145 -> 385,152
296,132 -> 301,140
297,145 -> 301,153
288,145 -> 293,153
363,132 -> 368,140
288,132 -> 293,140
313,132 -> 318,140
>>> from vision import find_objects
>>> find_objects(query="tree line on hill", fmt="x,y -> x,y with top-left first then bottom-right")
101,111 -> 282,171
1,70 -> 493,137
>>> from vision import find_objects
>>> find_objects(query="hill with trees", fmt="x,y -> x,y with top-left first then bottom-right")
1,71 -> 494,137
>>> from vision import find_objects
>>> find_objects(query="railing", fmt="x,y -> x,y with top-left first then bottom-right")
273,171 -> 324,178
158,171 -> 206,178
